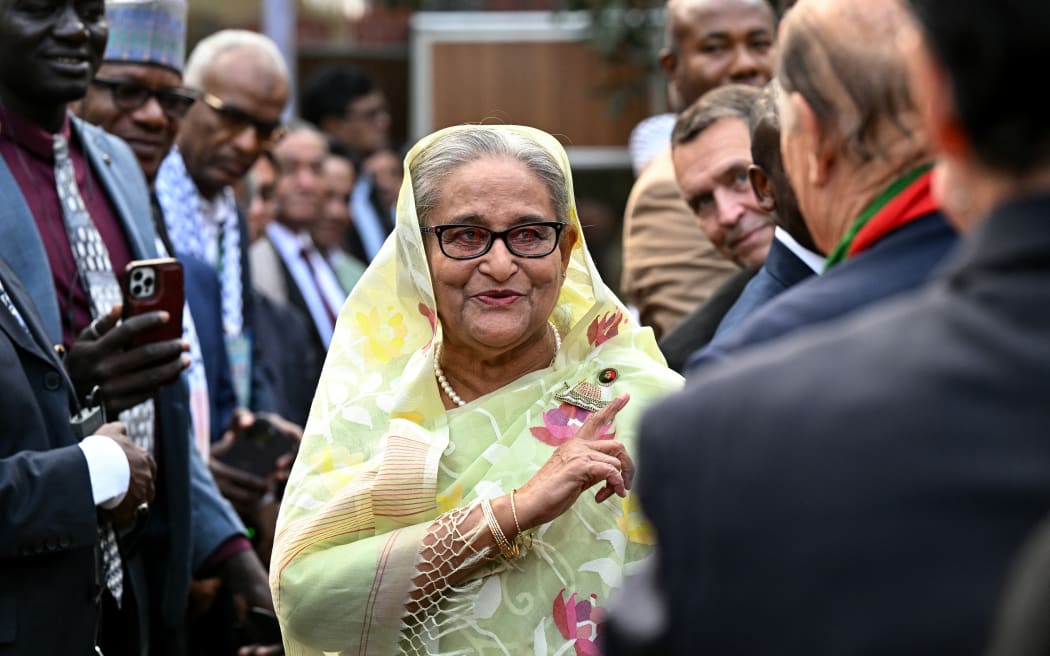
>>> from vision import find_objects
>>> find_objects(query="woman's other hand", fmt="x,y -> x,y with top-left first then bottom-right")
514,394 -> 633,529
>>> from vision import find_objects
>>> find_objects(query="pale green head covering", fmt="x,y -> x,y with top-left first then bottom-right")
271,124 -> 682,655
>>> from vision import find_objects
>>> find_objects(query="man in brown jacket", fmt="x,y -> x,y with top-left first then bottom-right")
621,0 -> 776,338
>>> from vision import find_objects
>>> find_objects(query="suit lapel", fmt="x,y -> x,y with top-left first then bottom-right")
72,117 -> 155,261
0,156 -> 65,342
0,288 -> 39,356
765,238 -> 816,290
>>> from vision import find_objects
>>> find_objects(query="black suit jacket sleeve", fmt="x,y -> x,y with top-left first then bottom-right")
0,444 -> 97,558
0,260 -> 97,560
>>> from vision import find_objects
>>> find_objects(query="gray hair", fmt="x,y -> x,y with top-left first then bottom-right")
281,119 -> 327,143
778,1 -> 918,164
184,29 -> 289,89
410,127 -> 570,227
672,84 -> 761,147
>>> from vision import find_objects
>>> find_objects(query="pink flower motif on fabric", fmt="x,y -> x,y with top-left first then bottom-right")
553,589 -> 604,656
419,303 -> 436,350
587,310 -> 624,347
530,403 -> 614,446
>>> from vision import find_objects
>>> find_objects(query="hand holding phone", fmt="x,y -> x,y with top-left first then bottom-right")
215,417 -> 299,479
123,258 -> 184,349
242,606 -> 283,646
64,259 -> 188,416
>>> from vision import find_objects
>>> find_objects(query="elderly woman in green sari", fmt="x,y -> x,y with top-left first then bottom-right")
270,124 -> 682,655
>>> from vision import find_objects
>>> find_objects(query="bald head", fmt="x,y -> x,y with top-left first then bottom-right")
184,30 -> 288,89
174,30 -> 289,198
777,0 -> 925,164
660,0 -> 776,109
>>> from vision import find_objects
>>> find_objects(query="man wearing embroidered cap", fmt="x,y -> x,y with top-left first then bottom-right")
77,4 -> 284,655
78,0 -> 196,184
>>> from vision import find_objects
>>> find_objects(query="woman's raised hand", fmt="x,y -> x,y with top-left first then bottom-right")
513,394 -> 633,530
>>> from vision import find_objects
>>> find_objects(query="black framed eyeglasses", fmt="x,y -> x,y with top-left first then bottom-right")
90,78 -> 198,119
199,92 -> 286,146
421,222 -> 566,260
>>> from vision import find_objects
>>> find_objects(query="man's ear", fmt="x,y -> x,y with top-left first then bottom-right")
659,48 -> 677,80
791,92 -> 834,187
748,165 -> 777,212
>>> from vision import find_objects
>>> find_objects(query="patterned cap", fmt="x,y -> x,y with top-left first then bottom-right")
103,0 -> 188,73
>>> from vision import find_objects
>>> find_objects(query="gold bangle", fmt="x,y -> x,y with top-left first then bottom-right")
483,498 -> 512,555
481,498 -> 519,559
510,489 -> 533,552
510,489 -> 523,538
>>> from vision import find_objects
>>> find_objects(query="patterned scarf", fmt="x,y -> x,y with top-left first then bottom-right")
824,164 -> 936,270
155,147 -> 244,336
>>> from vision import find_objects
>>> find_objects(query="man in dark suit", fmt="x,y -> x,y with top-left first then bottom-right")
607,0 -> 1050,653
250,124 -> 342,426
156,28 -> 289,418
621,0 -> 777,339
0,259 -> 157,655
704,82 -> 821,337
661,83 -> 820,371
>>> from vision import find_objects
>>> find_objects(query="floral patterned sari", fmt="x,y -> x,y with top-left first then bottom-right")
270,125 -> 683,655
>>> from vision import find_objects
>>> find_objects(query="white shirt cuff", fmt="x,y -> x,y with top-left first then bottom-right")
78,434 -> 131,509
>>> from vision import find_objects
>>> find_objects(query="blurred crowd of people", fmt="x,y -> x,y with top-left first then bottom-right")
2,0 -> 1050,653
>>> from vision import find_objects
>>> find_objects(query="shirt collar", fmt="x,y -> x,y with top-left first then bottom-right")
0,104 -> 73,161
268,221 -> 313,254
774,227 -> 825,274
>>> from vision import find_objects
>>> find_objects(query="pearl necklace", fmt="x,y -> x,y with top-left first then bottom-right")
435,320 -> 562,407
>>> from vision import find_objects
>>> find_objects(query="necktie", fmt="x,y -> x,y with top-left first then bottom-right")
300,246 -> 339,328
54,133 -> 160,607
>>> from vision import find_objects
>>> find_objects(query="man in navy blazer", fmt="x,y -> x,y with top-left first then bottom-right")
660,84 -> 820,371
662,83 -> 823,372
0,257 -> 158,655
607,0 -> 1050,653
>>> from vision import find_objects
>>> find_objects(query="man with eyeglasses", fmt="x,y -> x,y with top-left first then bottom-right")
78,3 -> 261,450
76,0 -> 222,466
156,30 -> 288,418
77,29 -> 196,186
150,37 -> 302,652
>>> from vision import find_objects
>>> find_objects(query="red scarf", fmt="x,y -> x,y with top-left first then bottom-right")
849,169 -> 938,257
